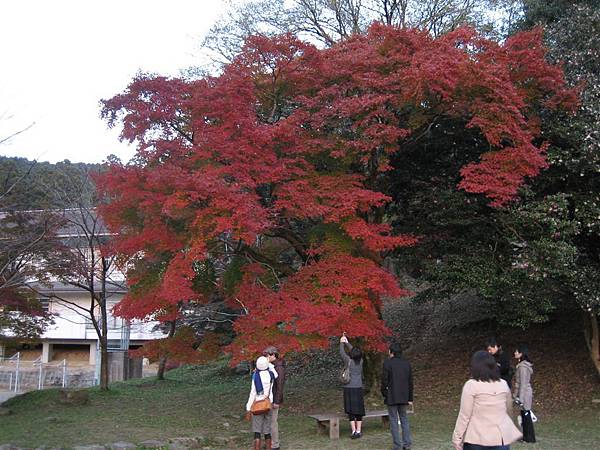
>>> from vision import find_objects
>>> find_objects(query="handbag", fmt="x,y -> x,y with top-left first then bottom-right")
250,396 -> 272,415
517,411 -> 538,426
340,361 -> 351,385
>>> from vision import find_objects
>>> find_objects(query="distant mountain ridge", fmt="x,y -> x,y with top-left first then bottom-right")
0,156 -> 102,211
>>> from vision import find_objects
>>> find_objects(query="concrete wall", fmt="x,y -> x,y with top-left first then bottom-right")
107,352 -> 143,383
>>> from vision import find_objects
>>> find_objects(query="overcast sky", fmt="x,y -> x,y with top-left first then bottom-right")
0,0 -> 225,164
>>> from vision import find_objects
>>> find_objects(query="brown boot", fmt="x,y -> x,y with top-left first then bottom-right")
253,438 -> 261,450
264,438 -> 272,449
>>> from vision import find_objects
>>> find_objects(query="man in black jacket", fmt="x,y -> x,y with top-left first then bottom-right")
485,338 -> 513,388
264,346 -> 286,450
381,342 -> 413,450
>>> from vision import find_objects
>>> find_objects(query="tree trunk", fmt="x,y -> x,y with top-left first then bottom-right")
99,295 -> 110,391
157,356 -> 167,381
100,336 -> 109,390
363,351 -> 384,398
98,256 -> 111,391
584,310 -> 600,377
156,320 -> 177,381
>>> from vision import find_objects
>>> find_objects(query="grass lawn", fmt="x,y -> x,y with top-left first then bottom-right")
1,361 -> 599,449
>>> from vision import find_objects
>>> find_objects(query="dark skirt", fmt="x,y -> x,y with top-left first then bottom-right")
343,387 -> 365,416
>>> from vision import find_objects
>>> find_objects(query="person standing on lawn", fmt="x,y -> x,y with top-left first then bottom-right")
340,332 -> 365,439
246,355 -> 278,450
263,346 -> 286,450
486,338 -> 513,389
381,342 -> 413,450
452,351 -> 522,450
514,344 -> 536,443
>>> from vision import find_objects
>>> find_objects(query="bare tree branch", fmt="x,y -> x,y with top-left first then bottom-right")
0,121 -> 35,146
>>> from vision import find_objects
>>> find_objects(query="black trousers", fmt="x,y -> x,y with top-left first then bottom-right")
521,410 -> 536,443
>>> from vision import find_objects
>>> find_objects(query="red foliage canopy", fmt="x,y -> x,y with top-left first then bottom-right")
98,25 -> 576,362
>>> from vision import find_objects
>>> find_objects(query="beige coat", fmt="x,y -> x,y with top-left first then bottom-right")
452,379 -> 522,449
514,360 -> 533,410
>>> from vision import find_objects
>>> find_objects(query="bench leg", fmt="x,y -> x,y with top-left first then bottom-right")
329,417 -> 340,440
382,415 -> 390,429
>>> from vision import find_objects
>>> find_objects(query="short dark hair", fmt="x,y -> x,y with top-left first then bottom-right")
349,346 -> 362,362
484,337 -> 498,349
263,346 -> 279,358
516,344 -> 531,363
470,350 -> 501,382
389,342 -> 402,356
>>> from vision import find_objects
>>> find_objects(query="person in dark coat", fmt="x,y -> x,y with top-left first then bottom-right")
381,342 -> 413,450
340,333 -> 365,439
486,338 -> 513,388
264,346 -> 286,450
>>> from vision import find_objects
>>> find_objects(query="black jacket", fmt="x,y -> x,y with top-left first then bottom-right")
272,359 -> 286,405
495,350 -> 513,388
381,356 -> 413,405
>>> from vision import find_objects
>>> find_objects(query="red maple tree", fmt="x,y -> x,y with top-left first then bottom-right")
98,25 -> 576,363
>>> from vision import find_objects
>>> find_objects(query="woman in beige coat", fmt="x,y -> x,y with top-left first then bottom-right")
514,344 -> 536,443
452,351 -> 522,450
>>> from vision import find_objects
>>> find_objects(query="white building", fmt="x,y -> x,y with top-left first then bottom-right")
0,281 -> 166,391
32,281 -> 165,366
0,208 -> 166,386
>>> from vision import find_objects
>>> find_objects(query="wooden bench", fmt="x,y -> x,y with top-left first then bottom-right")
308,410 -> 391,440
308,413 -> 341,439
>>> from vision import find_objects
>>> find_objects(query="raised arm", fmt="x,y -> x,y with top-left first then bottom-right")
268,362 -> 279,379
339,341 -> 351,363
